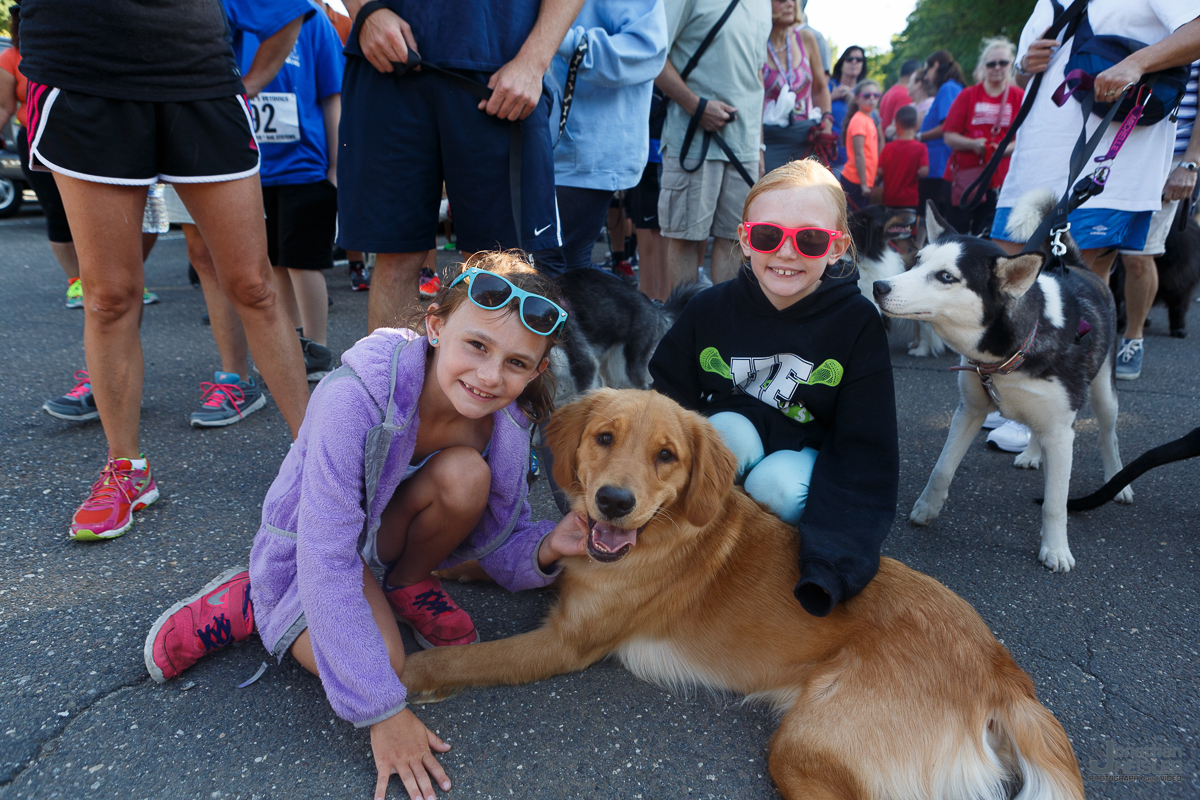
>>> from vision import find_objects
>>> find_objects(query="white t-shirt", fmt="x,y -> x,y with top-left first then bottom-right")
997,0 -> 1199,213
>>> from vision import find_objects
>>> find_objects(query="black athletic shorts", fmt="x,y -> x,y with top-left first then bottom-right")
623,162 -> 661,230
25,82 -> 260,185
263,181 -> 338,271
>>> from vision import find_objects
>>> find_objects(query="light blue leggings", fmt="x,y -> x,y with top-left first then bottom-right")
709,412 -> 818,525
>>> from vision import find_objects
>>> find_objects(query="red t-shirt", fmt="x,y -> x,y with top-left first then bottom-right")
878,138 -> 928,207
941,82 -> 1024,187
0,47 -> 28,129
878,82 -> 911,131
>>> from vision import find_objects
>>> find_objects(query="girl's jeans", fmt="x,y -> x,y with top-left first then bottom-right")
709,411 -> 817,525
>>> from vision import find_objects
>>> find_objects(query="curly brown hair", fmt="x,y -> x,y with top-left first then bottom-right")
404,251 -> 565,424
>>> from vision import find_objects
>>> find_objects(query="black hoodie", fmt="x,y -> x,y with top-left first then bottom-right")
649,267 -> 899,617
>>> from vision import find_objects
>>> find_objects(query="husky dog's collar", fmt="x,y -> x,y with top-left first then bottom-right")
951,320 -> 1040,377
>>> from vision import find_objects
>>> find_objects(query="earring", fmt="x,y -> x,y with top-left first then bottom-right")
431,337 -> 438,345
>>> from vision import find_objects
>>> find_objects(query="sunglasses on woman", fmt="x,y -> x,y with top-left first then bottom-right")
985,60 -> 1011,68
743,223 -> 844,258
844,56 -> 864,63
448,267 -> 568,335
858,91 -> 881,100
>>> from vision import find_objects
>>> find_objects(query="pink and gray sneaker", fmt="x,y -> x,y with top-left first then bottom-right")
384,576 -> 478,649
69,454 -> 159,541
144,567 -> 255,683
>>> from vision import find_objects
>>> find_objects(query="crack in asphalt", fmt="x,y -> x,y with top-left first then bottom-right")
0,676 -> 151,789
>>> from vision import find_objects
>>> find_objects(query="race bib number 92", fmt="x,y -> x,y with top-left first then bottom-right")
248,93 -> 300,143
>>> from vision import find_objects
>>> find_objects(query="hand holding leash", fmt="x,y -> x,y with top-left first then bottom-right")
357,6 -> 419,75
483,56 -> 544,121
1019,37 -> 1060,75
1093,60 -> 1141,102
370,708 -> 451,800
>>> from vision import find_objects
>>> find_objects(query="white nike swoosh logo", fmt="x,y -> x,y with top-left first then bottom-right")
534,224 -> 553,236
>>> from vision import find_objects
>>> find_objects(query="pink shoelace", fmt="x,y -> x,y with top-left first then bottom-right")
65,369 -> 91,399
197,381 -> 247,417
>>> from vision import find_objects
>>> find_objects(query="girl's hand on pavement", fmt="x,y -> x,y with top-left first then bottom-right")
370,708 -> 451,800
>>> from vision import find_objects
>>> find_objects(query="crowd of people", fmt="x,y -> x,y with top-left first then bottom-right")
1,0 -> 1198,798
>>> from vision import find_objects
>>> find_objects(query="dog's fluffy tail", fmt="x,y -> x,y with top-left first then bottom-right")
989,669 -> 1085,800
663,280 -> 705,322
1005,189 -> 1059,243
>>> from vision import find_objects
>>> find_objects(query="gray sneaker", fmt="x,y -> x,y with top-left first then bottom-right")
189,372 -> 267,427
1115,338 -> 1143,381
43,369 -> 99,421
299,337 -> 334,382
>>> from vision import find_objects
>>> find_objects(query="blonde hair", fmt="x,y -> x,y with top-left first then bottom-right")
741,159 -> 858,267
405,251 -> 564,424
974,37 -> 1016,84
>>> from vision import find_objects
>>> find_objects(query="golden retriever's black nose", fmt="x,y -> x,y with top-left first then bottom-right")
595,485 -> 636,519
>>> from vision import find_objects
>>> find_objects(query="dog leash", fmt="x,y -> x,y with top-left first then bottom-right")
949,321 -> 1039,404
679,99 -> 757,188
349,1 -> 530,254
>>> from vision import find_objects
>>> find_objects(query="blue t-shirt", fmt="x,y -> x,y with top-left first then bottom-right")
235,11 -> 345,186
921,79 -> 962,178
224,0 -> 316,69
344,1 -> 540,72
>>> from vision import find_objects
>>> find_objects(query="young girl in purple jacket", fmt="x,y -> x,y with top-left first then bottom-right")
144,253 -> 589,800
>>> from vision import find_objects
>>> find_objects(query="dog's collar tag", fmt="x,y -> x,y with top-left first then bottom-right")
979,373 -> 1002,405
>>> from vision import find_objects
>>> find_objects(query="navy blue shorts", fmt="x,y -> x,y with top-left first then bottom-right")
337,58 -> 560,255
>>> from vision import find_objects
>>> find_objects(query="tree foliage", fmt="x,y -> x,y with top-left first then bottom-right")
878,0 -> 1039,88
0,6 -> 11,40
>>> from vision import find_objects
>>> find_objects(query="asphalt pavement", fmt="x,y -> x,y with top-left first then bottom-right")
0,209 -> 1197,800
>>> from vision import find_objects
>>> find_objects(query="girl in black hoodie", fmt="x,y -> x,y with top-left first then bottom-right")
650,159 -> 898,618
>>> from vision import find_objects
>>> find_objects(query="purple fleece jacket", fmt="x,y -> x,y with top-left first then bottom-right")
248,329 -> 559,727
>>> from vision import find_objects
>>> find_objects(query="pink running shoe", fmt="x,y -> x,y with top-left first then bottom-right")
144,567 -> 255,683
69,454 -> 159,541
384,576 -> 478,649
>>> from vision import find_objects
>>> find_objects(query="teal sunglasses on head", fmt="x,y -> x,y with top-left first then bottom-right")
448,267 -> 568,336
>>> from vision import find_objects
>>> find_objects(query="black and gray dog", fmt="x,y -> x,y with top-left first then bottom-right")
551,268 -> 702,402
873,191 -> 1131,572
1111,212 -> 1200,338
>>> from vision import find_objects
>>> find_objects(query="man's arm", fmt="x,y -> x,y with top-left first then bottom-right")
1165,103 -> 1200,201
654,59 -> 736,132
1094,17 -> 1200,99
242,16 -> 306,97
484,0 -> 587,121
322,93 -> 341,187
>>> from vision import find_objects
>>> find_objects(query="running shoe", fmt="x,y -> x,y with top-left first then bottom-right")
418,268 -> 441,299
349,260 -> 370,291
301,338 -> 334,383
982,411 -> 1006,430
189,372 -> 267,427
66,278 -> 83,309
612,260 -> 636,283
42,369 -> 99,421
1115,337 -> 1143,381
986,419 -> 1032,453
70,454 -> 159,541
144,567 -> 255,683
384,576 -> 478,649
143,288 -> 160,305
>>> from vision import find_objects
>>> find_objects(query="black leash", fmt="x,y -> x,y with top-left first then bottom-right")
350,1 -> 529,253
679,99 -> 757,187
556,34 -> 590,145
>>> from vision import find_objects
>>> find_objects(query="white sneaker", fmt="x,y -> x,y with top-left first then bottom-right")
982,411 -> 1006,429
986,419 -> 1032,453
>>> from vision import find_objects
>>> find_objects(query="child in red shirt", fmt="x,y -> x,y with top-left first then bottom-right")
872,105 -> 928,210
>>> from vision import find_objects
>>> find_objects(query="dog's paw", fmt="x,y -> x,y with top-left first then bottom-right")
909,496 -> 942,526
907,343 -> 932,357
407,686 -> 462,705
1013,449 -> 1042,470
1113,485 -> 1134,504
1038,543 -> 1076,573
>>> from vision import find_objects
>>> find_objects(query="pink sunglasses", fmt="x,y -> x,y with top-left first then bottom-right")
743,222 -> 844,258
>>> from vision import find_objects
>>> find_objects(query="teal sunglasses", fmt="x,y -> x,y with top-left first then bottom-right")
448,267 -> 568,336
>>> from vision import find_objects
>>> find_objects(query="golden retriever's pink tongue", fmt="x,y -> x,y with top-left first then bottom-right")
591,521 -> 637,553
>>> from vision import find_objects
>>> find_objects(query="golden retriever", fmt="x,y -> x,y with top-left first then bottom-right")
404,389 -> 1084,800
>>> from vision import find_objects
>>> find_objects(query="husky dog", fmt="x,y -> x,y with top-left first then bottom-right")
551,268 -> 702,403
872,193 -> 1132,572
849,205 -> 946,357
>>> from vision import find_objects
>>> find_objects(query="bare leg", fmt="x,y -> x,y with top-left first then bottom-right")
185,224 -> 250,379
1083,247 -> 1118,281
272,266 -> 303,331
1121,254 -> 1158,339
174,178 -> 309,438
710,236 -> 742,284
375,448 -> 491,587
368,251 -> 426,333
50,241 -> 80,281
634,227 -> 668,301
290,561 -> 408,679
288,269 -> 330,345
141,232 -> 158,261
52,175 -> 147,458
665,236 -> 705,289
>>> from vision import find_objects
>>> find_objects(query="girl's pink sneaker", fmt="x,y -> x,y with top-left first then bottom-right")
384,576 -> 478,649
144,567 -> 255,683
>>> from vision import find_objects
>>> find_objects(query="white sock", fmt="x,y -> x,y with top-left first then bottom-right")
127,458 -> 148,470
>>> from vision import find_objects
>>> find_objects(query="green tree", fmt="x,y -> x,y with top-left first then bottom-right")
882,0 -> 1038,88
0,5 -> 11,40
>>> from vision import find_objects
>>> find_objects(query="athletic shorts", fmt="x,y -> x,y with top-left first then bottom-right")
337,59 -> 560,254
624,161 -> 661,230
25,83 -> 260,185
1119,157 -> 1188,257
991,205 -> 1153,251
658,156 -> 755,241
263,180 -> 338,270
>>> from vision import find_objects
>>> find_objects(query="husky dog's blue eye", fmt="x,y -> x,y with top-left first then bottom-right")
936,271 -> 958,284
